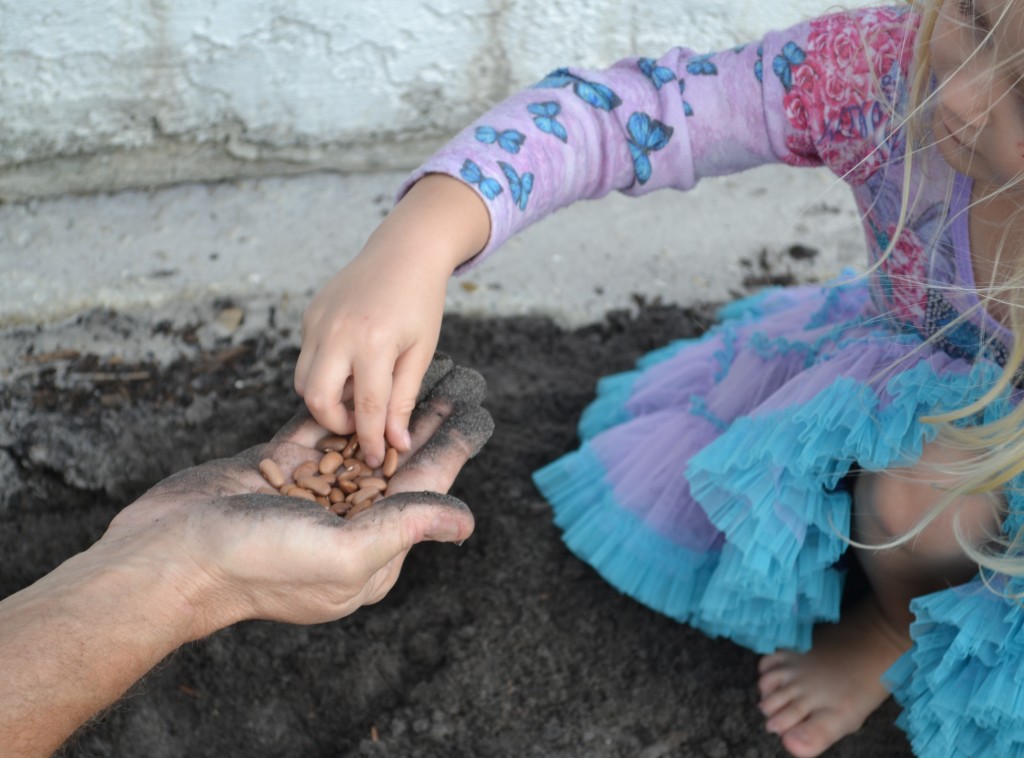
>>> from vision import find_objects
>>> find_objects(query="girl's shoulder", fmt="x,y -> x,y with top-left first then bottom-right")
766,4 -> 921,182
788,4 -> 919,57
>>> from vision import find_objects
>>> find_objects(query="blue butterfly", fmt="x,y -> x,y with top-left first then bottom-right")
460,159 -> 503,200
532,68 -> 622,111
678,80 -> 694,117
772,41 -> 807,91
638,57 -> 675,90
754,45 -> 764,82
527,101 -> 568,142
625,112 -> 673,185
475,126 -> 525,154
685,54 -> 718,76
498,161 -> 534,211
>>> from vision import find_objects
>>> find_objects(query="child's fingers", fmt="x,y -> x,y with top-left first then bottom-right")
350,353 -> 394,469
385,347 -> 438,453
292,340 -> 315,396
301,352 -> 356,436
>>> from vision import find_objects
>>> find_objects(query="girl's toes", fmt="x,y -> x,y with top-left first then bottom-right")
765,698 -> 811,736
759,685 -> 797,718
758,651 -> 788,674
781,720 -> 841,758
757,665 -> 792,698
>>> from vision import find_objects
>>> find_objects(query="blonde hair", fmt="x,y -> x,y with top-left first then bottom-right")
860,0 -> 1024,582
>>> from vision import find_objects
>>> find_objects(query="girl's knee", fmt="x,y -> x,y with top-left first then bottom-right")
852,447 -> 1002,555
853,468 -> 937,546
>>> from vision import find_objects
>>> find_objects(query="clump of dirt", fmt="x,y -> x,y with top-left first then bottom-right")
0,304 -> 911,758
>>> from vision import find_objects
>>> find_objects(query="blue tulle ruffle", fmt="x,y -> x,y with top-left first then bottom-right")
535,444 -> 719,618
534,280 -> 1023,754
885,572 -> 1024,757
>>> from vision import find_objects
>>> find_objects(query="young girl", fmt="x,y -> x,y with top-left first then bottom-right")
295,1 -> 1024,755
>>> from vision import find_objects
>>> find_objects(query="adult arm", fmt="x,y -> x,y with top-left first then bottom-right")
0,358 -> 492,757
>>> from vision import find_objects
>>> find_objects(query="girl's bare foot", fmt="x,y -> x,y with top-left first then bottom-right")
755,598 -> 911,757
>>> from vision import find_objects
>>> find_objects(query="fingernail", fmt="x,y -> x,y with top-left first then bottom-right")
365,454 -> 381,469
401,428 -> 411,450
426,514 -> 461,542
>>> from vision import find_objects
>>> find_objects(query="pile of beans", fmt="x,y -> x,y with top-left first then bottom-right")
258,435 -> 399,519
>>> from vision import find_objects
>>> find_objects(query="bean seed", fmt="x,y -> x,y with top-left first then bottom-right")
318,435 -> 349,452
294,461 -> 318,479
296,473 -> 331,497
259,459 -> 286,489
355,476 -> 387,492
257,432 -> 401,520
319,451 -> 344,477
337,465 -> 360,482
345,499 -> 374,519
350,485 -> 381,505
382,447 -> 399,478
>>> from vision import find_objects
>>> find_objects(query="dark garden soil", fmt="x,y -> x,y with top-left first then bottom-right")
0,303 -> 912,758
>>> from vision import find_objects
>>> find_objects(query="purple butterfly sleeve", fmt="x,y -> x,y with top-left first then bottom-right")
395,8 -> 914,271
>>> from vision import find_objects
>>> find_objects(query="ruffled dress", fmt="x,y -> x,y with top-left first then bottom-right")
400,7 -> 1024,755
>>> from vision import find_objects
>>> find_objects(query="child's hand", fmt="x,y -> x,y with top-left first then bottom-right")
294,174 -> 491,469
296,244 -> 446,468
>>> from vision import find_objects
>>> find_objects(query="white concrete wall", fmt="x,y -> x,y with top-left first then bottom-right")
1,0 -> 838,199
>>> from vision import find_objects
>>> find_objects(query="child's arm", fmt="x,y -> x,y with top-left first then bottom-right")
298,7 -> 916,467
299,48 -> 718,465
295,174 -> 489,468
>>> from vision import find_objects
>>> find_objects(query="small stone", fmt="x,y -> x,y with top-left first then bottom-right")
215,306 -> 244,333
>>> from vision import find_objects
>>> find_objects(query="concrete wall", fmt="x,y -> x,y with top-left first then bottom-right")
0,0 -> 838,200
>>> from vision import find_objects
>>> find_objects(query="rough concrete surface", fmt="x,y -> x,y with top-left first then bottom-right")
0,167 -> 913,757
0,164 -> 863,329
1,0 -> 835,198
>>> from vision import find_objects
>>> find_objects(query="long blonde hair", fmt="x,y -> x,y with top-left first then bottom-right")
867,0 -> 1024,580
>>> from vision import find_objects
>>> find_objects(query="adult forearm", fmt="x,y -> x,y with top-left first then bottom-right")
0,538 -> 209,757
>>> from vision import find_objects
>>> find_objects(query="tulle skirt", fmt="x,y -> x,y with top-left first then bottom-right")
533,274 -> 1024,757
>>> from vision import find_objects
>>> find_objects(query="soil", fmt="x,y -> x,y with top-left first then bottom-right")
0,302 -> 913,758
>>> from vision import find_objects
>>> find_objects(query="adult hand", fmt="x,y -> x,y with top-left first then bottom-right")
0,355 -> 492,758
110,353 -> 492,632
